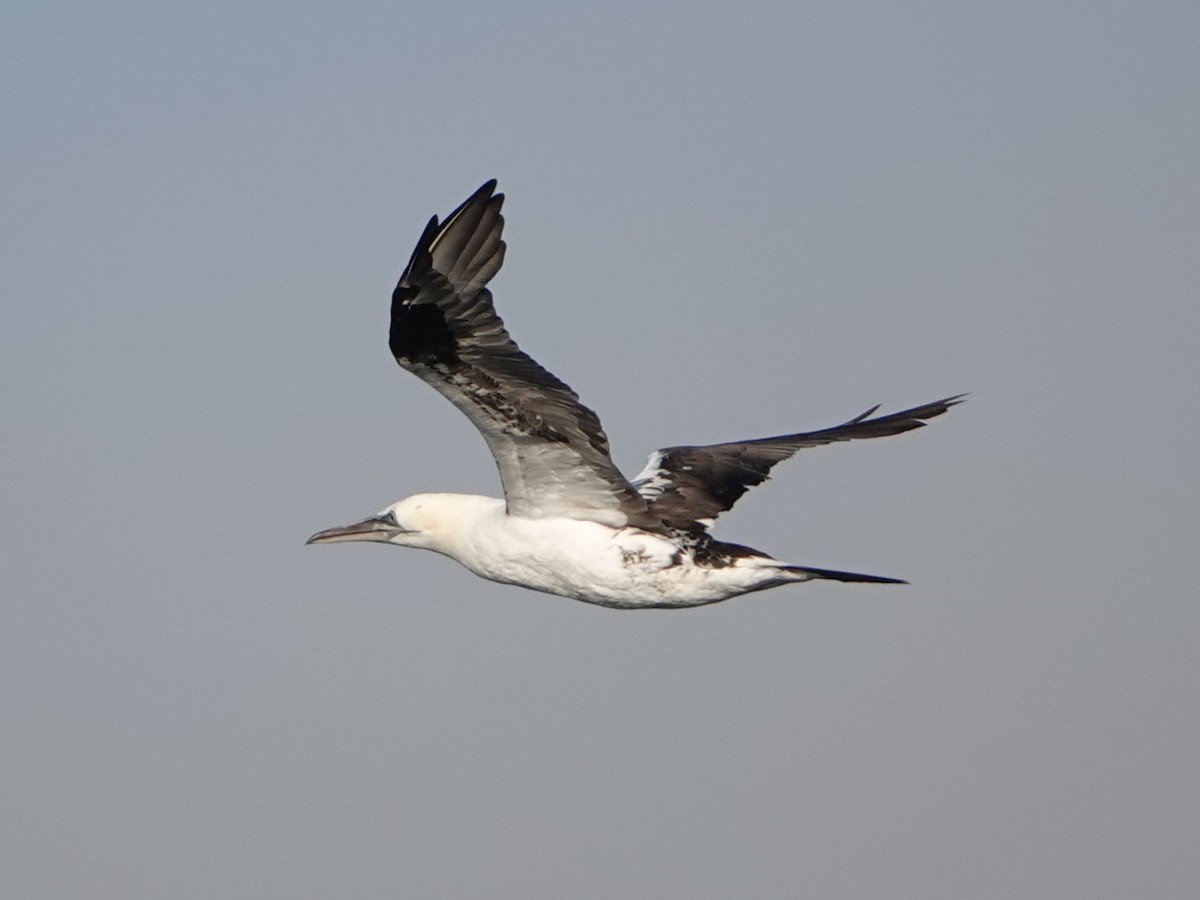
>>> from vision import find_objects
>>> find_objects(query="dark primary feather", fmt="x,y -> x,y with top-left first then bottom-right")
389,181 -> 660,528
635,396 -> 964,531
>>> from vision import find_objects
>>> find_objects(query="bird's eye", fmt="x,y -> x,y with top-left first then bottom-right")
380,510 -> 400,527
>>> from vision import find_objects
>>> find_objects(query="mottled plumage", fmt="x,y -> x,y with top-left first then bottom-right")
309,181 -> 960,608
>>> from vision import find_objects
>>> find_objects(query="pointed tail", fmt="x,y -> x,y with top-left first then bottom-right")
782,564 -> 908,585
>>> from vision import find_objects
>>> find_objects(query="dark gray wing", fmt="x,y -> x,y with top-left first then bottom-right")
632,396 -> 963,531
389,181 -> 660,529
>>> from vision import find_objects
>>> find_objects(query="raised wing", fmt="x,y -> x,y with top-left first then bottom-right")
632,396 -> 963,531
389,181 -> 660,529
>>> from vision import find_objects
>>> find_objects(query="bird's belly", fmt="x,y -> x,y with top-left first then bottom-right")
462,518 -> 773,609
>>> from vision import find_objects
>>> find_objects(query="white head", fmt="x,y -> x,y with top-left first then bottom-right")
306,493 -> 491,554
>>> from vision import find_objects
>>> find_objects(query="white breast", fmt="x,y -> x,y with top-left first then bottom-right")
445,506 -> 789,608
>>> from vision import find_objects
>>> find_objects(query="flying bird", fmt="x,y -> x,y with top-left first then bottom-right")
308,181 -> 960,609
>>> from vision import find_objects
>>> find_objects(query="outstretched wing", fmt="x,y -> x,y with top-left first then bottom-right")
389,180 -> 660,529
632,396 -> 964,531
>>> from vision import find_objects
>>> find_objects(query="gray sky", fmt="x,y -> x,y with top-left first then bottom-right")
3,2 -> 1198,897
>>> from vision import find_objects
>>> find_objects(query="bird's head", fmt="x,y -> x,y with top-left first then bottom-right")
306,495 -> 440,550
306,493 -> 489,552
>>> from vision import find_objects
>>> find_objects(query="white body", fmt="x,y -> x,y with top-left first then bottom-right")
390,494 -> 809,609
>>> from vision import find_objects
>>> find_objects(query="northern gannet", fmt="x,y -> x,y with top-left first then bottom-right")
308,181 -> 960,609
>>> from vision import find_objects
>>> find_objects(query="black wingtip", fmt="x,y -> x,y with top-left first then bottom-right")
836,393 -> 967,438
890,393 -> 967,423
472,178 -> 500,203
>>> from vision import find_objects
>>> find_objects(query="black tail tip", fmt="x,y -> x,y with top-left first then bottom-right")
787,565 -> 908,584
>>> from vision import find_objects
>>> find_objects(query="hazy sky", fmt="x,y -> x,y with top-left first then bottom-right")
3,2 -> 1198,898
